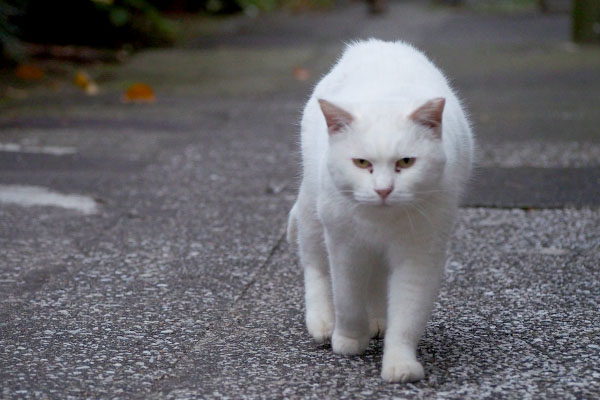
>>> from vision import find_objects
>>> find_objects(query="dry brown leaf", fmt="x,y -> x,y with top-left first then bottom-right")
15,64 -> 44,80
293,66 -> 310,81
74,71 -> 99,95
122,83 -> 156,103
48,80 -> 63,92
74,71 -> 91,88
85,82 -> 100,95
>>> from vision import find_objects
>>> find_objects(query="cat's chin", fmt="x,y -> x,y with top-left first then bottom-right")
354,197 -> 412,208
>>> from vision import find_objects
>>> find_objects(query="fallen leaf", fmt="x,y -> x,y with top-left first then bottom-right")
74,71 -> 90,88
85,82 -> 100,95
122,83 -> 156,103
293,66 -> 310,81
48,80 -> 63,92
73,71 -> 99,95
15,64 -> 44,80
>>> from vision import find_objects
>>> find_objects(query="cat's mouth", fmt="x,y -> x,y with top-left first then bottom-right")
353,194 -> 414,208
354,197 -> 396,207
376,198 -> 392,207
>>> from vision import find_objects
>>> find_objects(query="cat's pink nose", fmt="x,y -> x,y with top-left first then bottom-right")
375,187 -> 393,199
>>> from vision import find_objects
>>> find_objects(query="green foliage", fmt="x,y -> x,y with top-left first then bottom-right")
145,0 -> 335,15
0,1 -> 23,62
237,0 -> 281,13
0,0 -> 336,63
2,0 -> 176,52
92,0 -> 177,45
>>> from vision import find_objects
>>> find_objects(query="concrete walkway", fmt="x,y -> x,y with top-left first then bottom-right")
1,1 -> 599,398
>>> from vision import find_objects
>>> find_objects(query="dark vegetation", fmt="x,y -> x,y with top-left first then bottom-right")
0,0 -> 274,63
1,0 -> 598,64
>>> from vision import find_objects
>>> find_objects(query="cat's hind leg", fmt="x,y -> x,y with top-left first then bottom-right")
295,205 -> 334,343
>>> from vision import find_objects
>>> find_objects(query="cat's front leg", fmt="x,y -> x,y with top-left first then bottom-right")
368,267 -> 388,339
325,231 -> 373,355
382,251 -> 444,383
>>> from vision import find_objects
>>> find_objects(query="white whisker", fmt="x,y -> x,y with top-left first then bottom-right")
404,208 -> 416,234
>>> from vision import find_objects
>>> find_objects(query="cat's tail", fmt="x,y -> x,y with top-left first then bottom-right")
286,202 -> 299,246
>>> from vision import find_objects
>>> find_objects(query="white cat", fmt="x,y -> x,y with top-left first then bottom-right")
287,39 -> 474,383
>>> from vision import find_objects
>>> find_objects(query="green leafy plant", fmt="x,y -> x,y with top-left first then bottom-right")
3,0 -> 176,51
92,0 -> 176,45
0,1 -> 23,62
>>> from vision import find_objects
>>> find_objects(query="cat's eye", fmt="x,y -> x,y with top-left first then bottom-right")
353,158 -> 372,170
395,157 -> 416,171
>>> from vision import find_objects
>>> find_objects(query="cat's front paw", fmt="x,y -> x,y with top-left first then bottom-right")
381,357 -> 424,383
369,318 -> 386,338
331,331 -> 369,355
306,311 -> 334,343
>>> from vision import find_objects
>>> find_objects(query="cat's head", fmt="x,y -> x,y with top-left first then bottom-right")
320,97 -> 447,206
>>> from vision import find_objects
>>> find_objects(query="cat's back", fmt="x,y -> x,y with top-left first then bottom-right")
302,39 -> 452,147
314,39 -> 451,102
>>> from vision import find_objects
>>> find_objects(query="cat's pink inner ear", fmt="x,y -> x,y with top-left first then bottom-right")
409,97 -> 446,138
318,99 -> 354,134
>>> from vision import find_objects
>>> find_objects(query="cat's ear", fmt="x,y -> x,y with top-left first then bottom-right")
409,97 -> 445,139
318,99 -> 354,134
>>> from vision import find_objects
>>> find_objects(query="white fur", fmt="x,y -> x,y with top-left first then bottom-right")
288,39 -> 474,383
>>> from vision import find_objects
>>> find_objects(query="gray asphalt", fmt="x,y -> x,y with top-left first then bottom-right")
1,1 -> 599,399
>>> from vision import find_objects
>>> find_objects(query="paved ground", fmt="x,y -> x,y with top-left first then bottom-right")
1,1 -> 599,398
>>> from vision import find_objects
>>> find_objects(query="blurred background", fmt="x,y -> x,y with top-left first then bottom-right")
0,0 -> 598,63
1,0 -> 597,204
